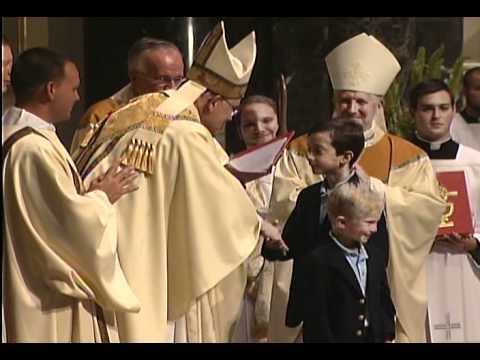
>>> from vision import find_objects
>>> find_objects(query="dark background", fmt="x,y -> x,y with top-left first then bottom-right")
78,17 -> 463,153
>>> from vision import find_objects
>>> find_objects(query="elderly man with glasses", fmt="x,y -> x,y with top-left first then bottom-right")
70,37 -> 185,156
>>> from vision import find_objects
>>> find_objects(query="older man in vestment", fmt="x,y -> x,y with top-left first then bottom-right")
73,21 -> 286,342
266,33 -> 445,343
70,37 -> 185,155
325,33 -> 446,343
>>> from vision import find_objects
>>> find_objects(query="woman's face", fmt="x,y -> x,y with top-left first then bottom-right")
239,102 -> 279,148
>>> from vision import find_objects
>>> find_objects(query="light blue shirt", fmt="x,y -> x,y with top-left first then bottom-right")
330,231 -> 368,296
318,170 -> 357,225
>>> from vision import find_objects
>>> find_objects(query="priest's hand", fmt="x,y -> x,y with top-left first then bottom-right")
88,160 -> 139,204
261,219 -> 289,255
434,233 -> 478,253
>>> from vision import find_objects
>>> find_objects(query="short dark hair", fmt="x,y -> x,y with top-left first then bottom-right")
127,37 -> 181,72
409,79 -> 455,110
11,47 -> 70,103
308,117 -> 365,165
463,66 -> 480,89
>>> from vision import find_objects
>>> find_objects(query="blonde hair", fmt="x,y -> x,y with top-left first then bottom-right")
327,181 -> 383,221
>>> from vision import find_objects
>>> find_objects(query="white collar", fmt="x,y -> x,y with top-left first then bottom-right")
329,231 -> 368,258
3,107 -> 56,132
110,83 -> 135,105
414,131 -> 451,150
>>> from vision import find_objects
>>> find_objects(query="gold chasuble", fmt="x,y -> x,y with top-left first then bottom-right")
71,84 -> 136,156
75,92 -> 261,342
70,98 -> 120,155
359,124 -> 445,342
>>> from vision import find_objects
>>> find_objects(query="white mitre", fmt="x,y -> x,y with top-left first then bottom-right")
326,33 -> 401,96
158,21 -> 257,116
188,20 -> 256,100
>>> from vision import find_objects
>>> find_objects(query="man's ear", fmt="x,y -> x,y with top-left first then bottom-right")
340,150 -> 353,167
206,94 -> 222,113
45,81 -> 56,101
335,215 -> 347,231
205,97 -> 216,114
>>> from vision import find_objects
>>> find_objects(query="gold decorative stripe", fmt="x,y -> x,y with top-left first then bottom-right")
120,137 -> 155,175
79,113 -> 112,149
76,138 -> 109,178
148,143 -> 154,174
80,137 -> 121,180
96,112 -> 194,145
74,112 -> 113,167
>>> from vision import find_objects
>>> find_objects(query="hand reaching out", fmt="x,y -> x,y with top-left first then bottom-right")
261,219 -> 289,255
88,160 -> 139,204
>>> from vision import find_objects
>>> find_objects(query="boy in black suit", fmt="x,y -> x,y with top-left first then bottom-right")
303,182 -> 393,342
262,117 -> 394,340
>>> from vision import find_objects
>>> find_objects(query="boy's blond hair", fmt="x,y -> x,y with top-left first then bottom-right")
327,181 -> 384,222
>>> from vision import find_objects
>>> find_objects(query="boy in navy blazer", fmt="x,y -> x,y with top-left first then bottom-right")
303,182 -> 393,342
263,117 -> 394,341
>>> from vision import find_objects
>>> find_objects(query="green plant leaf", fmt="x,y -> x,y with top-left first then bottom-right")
425,44 -> 445,79
448,55 -> 465,101
409,47 -> 426,91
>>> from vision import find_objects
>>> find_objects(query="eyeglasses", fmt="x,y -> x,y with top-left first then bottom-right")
135,72 -> 185,87
223,97 -> 240,117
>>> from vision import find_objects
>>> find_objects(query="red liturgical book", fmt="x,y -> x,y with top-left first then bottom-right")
227,131 -> 295,183
436,171 -> 474,236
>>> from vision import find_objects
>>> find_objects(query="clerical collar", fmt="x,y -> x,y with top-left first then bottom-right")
412,132 -> 459,160
414,131 -> 451,150
461,109 -> 480,124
